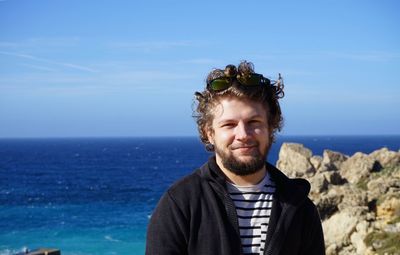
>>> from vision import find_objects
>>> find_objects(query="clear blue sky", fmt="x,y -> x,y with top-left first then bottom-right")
0,0 -> 399,137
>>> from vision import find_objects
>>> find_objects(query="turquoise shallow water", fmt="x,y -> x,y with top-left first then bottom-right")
0,203 -> 148,254
1,224 -> 145,255
1,136 -> 399,255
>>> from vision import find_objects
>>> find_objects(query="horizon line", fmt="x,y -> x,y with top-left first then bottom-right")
1,134 -> 400,140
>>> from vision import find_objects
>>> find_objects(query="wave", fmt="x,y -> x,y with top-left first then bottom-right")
104,235 -> 121,242
0,247 -> 28,255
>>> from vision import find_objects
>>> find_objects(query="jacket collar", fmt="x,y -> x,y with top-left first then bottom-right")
266,162 -> 310,206
199,156 -> 311,206
202,156 -> 228,186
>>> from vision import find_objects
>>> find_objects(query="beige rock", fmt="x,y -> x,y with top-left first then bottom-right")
340,152 -> 377,184
367,177 -> 389,201
393,166 -> 400,178
321,149 -> 348,171
319,185 -> 368,213
383,222 -> 400,233
367,175 -> 400,202
337,245 -> 356,255
323,209 -> 359,247
376,196 -> 400,223
364,247 -> 377,255
350,221 -> 369,255
369,147 -> 400,169
310,155 -> 323,170
309,173 -> 329,194
356,220 -> 369,233
272,143 -> 400,254
313,192 -> 341,220
339,185 -> 368,209
325,244 -> 338,255
276,143 -> 315,177
323,171 -> 345,185
350,232 -> 367,255
337,207 -> 369,222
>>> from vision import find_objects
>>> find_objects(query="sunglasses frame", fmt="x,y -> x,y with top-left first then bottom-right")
207,73 -> 274,92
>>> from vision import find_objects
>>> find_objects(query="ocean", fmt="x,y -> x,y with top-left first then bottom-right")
0,136 -> 399,255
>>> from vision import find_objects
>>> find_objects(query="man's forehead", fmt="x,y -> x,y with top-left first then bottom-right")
211,97 -> 267,120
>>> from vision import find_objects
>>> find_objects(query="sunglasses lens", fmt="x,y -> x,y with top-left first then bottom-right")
210,79 -> 230,91
208,73 -> 270,92
240,74 -> 271,86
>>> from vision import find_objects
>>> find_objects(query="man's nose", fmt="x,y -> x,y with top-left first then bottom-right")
235,122 -> 251,141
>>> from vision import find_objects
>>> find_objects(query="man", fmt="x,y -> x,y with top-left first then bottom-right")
146,61 -> 325,255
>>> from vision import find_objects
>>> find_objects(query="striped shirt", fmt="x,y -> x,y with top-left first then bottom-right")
226,172 -> 275,255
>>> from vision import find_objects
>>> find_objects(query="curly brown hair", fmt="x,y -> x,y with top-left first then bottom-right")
193,60 -> 284,151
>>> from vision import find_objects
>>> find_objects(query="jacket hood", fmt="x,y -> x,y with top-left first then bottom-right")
266,161 -> 311,206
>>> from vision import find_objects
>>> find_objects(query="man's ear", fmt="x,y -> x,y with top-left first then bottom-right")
205,126 -> 214,145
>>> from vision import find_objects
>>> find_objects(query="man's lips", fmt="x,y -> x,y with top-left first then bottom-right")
231,143 -> 258,150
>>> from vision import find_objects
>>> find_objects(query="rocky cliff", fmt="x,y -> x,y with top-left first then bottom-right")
276,143 -> 400,255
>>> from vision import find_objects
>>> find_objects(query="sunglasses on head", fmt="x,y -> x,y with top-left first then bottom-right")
207,72 -> 283,92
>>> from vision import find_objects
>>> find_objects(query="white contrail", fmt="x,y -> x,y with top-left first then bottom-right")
0,51 -> 98,73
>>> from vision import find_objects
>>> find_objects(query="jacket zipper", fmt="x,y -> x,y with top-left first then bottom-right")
223,192 -> 244,254
210,181 -> 244,254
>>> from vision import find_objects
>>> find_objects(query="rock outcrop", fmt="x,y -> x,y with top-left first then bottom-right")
276,143 -> 316,177
276,143 -> 400,255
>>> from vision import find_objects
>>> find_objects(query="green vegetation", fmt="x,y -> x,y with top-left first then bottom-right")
375,165 -> 400,177
376,193 -> 400,207
356,166 -> 399,191
356,177 -> 369,191
388,215 -> 400,225
364,231 -> 400,255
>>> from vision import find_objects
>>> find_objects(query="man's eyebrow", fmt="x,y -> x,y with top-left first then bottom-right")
217,119 -> 236,125
248,114 -> 264,120
217,114 -> 264,124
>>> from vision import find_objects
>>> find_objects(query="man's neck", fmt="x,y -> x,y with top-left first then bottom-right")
216,157 -> 266,186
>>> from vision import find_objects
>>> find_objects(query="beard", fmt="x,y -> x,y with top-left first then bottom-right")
214,141 -> 271,176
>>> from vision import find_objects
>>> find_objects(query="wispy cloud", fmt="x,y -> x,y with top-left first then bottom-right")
0,51 -> 98,73
0,73 -> 97,86
0,68 -> 197,91
19,64 -> 58,72
0,51 -> 39,60
61,63 -> 98,73
0,37 -> 81,49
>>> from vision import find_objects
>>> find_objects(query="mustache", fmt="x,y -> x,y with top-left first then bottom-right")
230,142 -> 259,150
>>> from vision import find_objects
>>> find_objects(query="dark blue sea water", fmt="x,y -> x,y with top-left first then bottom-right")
0,136 -> 399,255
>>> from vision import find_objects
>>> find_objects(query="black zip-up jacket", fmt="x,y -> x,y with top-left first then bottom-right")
146,157 -> 325,255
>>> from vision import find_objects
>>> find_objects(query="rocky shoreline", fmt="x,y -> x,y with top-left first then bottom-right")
276,143 -> 400,255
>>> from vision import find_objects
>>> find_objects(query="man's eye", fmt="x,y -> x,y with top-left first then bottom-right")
249,120 -> 261,124
221,123 -> 235,128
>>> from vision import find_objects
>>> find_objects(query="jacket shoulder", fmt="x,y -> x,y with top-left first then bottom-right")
166,169 -> 204,202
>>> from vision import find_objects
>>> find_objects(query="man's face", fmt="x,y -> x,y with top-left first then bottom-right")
207,97 -> 271,176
